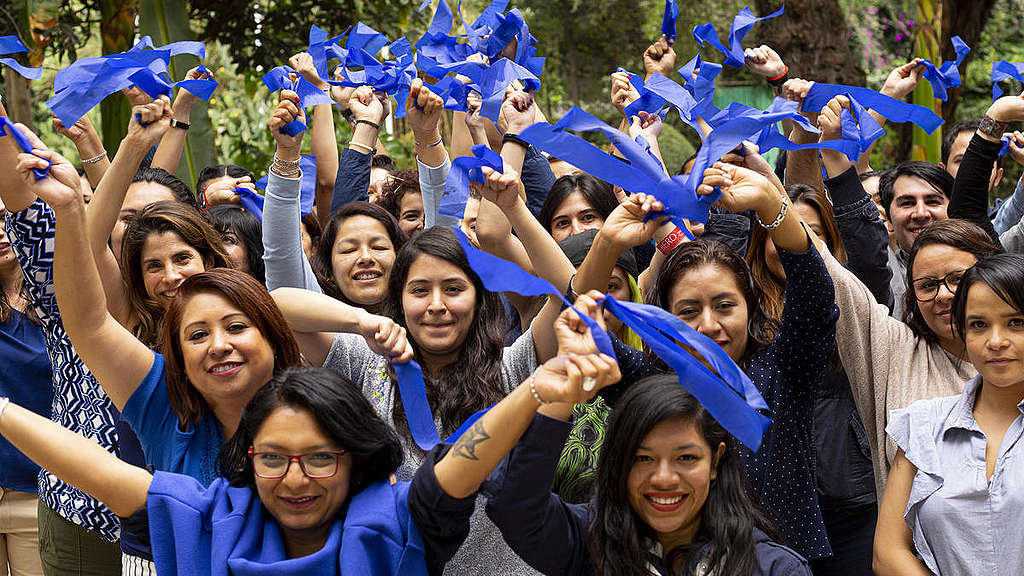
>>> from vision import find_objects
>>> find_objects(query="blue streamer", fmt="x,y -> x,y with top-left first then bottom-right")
917,36 -> 969,101
692,5 -> 785,68
0,117 -> 49,179
990,60 -> 1024,100
325,24 -> 418,118
0,35 -> 42,80
261,66 -> 334,135
440,144 -> 503,219
393,360 -> 441,451
478,58 -> 540,121
662,0 -> 680,43
47,36 -> 213,127
253,155 -> 318,218
804,82 -> 943,134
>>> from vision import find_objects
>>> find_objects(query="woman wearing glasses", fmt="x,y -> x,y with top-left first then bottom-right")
820,217 -> 1000,494
0,366 -> 476,575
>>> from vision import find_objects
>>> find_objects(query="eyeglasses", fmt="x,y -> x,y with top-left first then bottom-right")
247,447 -> 347,479
912,269 -> 966,302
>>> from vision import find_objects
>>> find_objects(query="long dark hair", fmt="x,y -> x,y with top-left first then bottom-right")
313,202 -> 406,304
162,268 -> 302,428
904,219 -> 1001,343
207,205 -> 265,285
121,201 -> 232,347
588,375 -> 778,576
218,366 -> 403,493
537,173 -> 619,234
383,227 -> 507,435
952,253 -> 1024,343
647,240 -> 776,366
0,209 -> 38,325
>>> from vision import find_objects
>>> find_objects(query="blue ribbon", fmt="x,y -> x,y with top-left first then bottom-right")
440,144 -> 503,219
692,5 -> 786,68
393,360 -> 441,451
0,117 -> 49,179
0,35 -> 42,80
251,155 -> 318,219
47,36 -> 214,127
326,24 -> 418,118
804,82 -> 943,134
662,0 -> 680,43
917,36 -> 969,101
451,224 -> 770,450
261,66 -> 335,135
990,60 -> 1024,100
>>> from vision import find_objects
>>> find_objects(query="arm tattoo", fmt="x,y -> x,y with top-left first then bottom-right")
451,420 -> 491,461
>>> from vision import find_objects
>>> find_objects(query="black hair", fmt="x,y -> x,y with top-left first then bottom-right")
647,240 -> 777,365
538,173 -> 619,235
588,375 -> 778,576
877,161 -> 954,220
196,164 -> 253,196
858,169 -> 889,183
371,154 -> 398,173
677,141 -> 703,176
383,227 -> 507,436
75,165 -> 87,177
218,366 -> 403,492
131,167 -> 198,209
951,253 -> 1024,342
207,205 -> 266,285
942,119 -> 982,164
376,169 -> 421,224
313,201 -> 406,304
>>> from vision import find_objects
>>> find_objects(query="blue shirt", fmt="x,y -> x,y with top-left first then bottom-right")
887,376 -> 1024,575
5,200 -> 120,540
121,351 -> 224,486
0,310 -> 53,491
146,471 -> 430,576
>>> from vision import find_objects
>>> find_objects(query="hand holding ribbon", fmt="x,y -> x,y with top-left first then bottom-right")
692,5 -> 786,68
6,124 -> 81,202
0,118 -> 50,179
804,82 -> 943,134
0,35 -> 42,80
879,58 -> 925,101
440,144 -> 504,219
743,44 -> 787,80
644,35 -> 677,79
916,36 -> 969,101
127,95 -> 172,144
661,0 -> 680,44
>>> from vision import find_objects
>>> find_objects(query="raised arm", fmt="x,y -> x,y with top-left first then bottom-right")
861,59 -> 924,173
51,114 -> 109,187
330,87 -> 387,214
0,399 -> 151,518
287,53 -> 339,227
151,66 -> 212,173
991,135 -> 1024,235
406,79 -> 453,229
11,129 -> 155,411
776,78 -> 825,191
87,97 -> 172,322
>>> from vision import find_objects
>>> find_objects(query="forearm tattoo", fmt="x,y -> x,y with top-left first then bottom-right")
451,420 -> 491,461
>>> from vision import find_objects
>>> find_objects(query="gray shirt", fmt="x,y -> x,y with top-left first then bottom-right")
323,329 -> 543,576
887,245 -> 908,319
886,376 -> 1024,575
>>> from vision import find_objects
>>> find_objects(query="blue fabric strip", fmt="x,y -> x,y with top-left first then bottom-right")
0,35 -> 42,80
0,117 -> 49,179
990,60 -> 1024,100
918,36 -> 969,101
692,5 -> 785,68
662,0 -> 680,43
804,83 -> 943,134
440,144 -> 502,219
393,360 -> 441,451
253,155 -> 318,217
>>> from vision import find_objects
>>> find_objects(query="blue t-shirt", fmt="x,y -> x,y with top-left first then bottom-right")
146,471 -> 429,576
0,311 -> 53,491
121,351 -> 224,486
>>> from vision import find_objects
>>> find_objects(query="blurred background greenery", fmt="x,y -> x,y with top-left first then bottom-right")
1,0 -> 1022,195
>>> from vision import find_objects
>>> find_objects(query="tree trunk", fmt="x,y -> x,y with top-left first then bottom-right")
940,0 -> 997,126
2,68 -> 33,128
100,0 -> 137,155
752,0 -> 865,86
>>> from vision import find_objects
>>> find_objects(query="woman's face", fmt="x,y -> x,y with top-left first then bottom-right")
604,266 -> 631,335
627,417 -> 724,551
764,201 -> 825,282
252,405 -> 352,549
402,254 -> 477,360
550,191 -> 604,243
331,215 -> 396,307
220,228 -> 249,274
963,283 -> 1024,390
141,231 -> 207,307
178,291 -> 275,412
397,191 -> 425,237
668,264 -> 750,363
113,182 -> 175,263
910,245 -> 977,345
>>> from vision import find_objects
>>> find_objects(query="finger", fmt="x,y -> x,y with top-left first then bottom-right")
13,123 -> 48,151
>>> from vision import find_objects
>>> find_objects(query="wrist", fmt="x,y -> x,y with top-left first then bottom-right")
594,227 -> 627,253
275,145 -> 301,162
352,123 -> 379,146
413,127 -> 441,144
171,102 -> 195,120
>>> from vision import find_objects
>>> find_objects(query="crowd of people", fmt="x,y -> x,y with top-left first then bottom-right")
1,3 -> 1023,576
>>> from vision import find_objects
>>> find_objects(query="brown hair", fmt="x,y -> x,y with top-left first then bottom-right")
747,184 -> 848,325
121,201 -> 232,347
903,219 -> 1001,344
375,169 -> 421,222
161,268 -> 302,428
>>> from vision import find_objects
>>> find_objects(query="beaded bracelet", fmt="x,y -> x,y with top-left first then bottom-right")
529,372 -> 551,406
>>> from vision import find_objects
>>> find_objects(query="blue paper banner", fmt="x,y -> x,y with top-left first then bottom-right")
804,82 -> 943,134
918,36 -> 969,101
0,35 -> 42,80
0,117 -> 49,179
662,0 -> 680,43
692,5 -> 785,68
440,144 -> 503,219
990,60 -> 1024,100
252,155 -> 318,218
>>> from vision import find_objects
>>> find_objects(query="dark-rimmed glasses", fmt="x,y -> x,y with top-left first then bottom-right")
912,269 -> 966,302
247,447 -> 347,479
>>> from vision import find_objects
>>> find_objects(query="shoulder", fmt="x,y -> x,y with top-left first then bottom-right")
751,529 -> 813,575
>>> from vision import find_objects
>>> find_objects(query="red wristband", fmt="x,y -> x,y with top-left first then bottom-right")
656,226 -> 686,255
767,66 -> 789,83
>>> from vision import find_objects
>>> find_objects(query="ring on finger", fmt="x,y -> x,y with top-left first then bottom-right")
582,376 -> 597,392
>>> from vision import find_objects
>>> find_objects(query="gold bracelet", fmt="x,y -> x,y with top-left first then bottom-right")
81,151 -> 107,164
